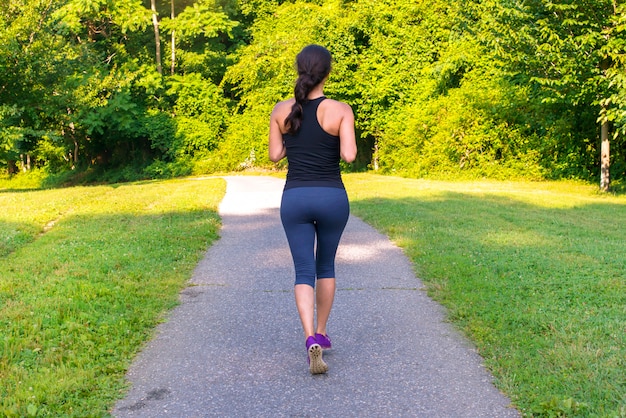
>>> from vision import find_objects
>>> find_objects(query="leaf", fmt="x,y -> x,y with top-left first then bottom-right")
27,404 -> 38,417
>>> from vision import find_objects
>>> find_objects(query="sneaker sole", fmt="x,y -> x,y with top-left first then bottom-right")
308,343 -> 328,374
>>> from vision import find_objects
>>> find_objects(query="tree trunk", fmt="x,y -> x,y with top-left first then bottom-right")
19,154 -> 30,172
151,0 -> 162,75
600,118 -> 610,192
8,160 -> 17,175
68,116 -> 78,167
171,0 -> 176,75
373,140 -> 379,171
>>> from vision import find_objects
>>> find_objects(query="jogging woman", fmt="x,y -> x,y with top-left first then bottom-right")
269,44 -> 357,374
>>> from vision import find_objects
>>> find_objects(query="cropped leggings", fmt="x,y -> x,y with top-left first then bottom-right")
280,187 -> 350,288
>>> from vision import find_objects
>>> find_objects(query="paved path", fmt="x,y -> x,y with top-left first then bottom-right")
113,176 -> 519,417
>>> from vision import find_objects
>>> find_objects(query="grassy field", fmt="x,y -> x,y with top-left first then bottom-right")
344,173 -> 626,417
0,177 -> 225,416
1,173 -> 625,417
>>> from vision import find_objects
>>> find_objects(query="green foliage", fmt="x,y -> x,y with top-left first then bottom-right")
219,1 -> 339,171
0,0 -> 157,175
0,1 -> 72,171
160,0 -> 240,82
603,4 -> 626,135
140,108 -> 176,157
478,0 -> 625,181
2,0 -> 626,184
52,0 -> 151,36
216,0 -> 614,179
223,1 -> 330,105
237,0 -> 279,19
33,134 -> 68,173
143,158 -> 194,178
163,1 -> 238,39
162,73 -> 229,159
346,0 -> 449,135
210,105 -> 276,172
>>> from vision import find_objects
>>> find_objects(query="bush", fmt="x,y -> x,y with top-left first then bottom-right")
143,159 -> 194,179
203,105 -> 276,172
152,74 -> 229,162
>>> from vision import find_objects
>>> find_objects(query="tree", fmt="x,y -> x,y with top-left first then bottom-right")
151,0 -> 163,74
599,2 -> 626,191
220,1 -> 344,170
171,0 -> 176,75
160,0 -> 239,82
344,0 -> 469,172
482,0 -> 624,189
0,0 -> 82,172
2,0 -> 624,183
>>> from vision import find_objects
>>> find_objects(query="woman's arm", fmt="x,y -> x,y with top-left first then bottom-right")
339,104 -> 357,163
268,104 -> 287,162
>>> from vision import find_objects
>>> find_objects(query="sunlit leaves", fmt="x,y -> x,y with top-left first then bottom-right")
601,4 -> 626,139
2,0 -> 626,183
165,73 -> 228,157
52,0 -> 151,38
161,1 -> 238,40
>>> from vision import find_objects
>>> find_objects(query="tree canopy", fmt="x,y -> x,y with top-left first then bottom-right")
1,0 -> 625,187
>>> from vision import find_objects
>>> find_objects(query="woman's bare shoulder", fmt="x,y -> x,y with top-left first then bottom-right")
272,98 -> 296,116
322,98 -> 353,114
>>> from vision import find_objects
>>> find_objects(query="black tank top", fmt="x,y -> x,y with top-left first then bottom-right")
283,97 -> 344,190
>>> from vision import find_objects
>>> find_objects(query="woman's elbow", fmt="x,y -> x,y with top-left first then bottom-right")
269,150 -> 285,162
341,150 -> 357,164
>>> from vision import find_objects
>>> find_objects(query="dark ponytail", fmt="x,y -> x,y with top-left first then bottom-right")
284,45 -> 332,134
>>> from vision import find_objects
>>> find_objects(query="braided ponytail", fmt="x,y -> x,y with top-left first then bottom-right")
284,45 -> 332,134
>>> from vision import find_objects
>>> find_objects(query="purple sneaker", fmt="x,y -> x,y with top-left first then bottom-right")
315,333 -> 332,350
306,336 -> 328,374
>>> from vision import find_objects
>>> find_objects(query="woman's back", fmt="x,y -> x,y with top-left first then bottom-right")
282,97 -> 343,189
269,96 -> 356,164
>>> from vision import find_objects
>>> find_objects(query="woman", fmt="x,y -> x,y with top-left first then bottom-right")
269,44 -> 357,374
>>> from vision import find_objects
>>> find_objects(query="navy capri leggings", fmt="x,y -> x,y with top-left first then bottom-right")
280,187 -> 350,287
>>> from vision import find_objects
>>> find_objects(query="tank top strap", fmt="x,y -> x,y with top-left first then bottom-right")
304,96 -> 326,132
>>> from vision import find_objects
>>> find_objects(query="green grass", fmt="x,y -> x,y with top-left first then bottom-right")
343,173 -> 626,417
2,172 -> 625,416
0,177 -> 225,416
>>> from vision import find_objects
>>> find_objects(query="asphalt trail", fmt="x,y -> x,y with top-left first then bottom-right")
113,176 -> 519,417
